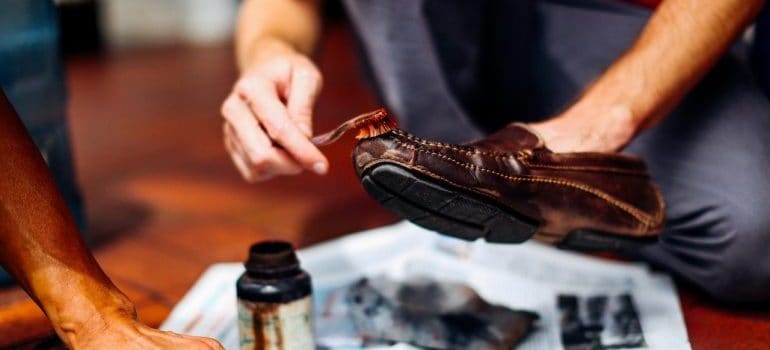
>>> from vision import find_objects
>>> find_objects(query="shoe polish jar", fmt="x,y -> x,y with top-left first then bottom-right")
236,241 -> 314,350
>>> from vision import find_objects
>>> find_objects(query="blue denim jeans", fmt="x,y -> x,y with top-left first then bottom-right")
0,0 -> 84,285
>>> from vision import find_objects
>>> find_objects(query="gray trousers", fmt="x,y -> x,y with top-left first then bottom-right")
344,0 -> 770,303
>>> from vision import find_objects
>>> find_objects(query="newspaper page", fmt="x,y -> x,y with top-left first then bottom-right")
161,221 -> 690,350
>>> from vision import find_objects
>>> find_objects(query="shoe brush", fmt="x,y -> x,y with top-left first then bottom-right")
311,108 -> 397,146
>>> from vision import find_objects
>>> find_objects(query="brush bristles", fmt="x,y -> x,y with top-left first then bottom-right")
310,108 -> 397,146
355,117 -> 398,139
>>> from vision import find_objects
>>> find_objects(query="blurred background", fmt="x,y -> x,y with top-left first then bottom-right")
1,1 -> 769,349
55,0 -> 358,51
59,0 -> 238,53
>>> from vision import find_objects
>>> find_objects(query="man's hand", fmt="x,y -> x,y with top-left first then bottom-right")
64,307 -> 223,350
224,0 -> 323,182
221,38 -> 327,183
79,326 -> 222,350
530,104 -> 637,153
47,287 -> 223,350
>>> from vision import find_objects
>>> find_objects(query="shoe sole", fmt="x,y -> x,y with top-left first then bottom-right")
361,163 -> 656,251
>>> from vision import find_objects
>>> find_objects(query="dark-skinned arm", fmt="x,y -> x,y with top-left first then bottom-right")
531,0 -> 767,152
0,90 -> 222,349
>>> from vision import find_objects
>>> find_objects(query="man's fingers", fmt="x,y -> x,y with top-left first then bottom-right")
221,94 -> 303,180
196,337 -> 224,350
221,94 -> 272,164
174,334 -> 224,350
286,64 -> 322,137
223,123 -> 260,182
224,122 -> 302,181
266,148 -> 303,175
236,79 -> 328,174
224,122 -> 278,182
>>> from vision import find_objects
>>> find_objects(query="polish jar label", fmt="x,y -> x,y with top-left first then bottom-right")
237,296 -> 314,350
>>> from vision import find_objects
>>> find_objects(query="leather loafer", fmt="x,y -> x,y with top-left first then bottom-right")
353,122 -> 665,251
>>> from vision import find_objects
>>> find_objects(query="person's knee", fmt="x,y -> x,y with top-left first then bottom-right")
694,215 -> 770,304
700,258 -> 770,304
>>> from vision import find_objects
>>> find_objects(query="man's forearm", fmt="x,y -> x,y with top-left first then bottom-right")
235,0 -> 322,70
0,91 -> 133,341
537,0 -> 766,152
585,0 -> 765,128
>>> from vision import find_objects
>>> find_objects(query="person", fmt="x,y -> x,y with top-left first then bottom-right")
222,0 -> 770,303
0,1 -> 222,348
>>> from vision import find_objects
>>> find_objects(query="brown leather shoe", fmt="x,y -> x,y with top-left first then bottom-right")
353,122 -> 665,251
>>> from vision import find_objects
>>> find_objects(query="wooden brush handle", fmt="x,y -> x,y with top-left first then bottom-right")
311,108 -> 390,146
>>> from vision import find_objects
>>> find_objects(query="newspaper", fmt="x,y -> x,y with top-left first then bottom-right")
161,221 -> 690,350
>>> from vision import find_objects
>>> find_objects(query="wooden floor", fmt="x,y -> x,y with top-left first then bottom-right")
1,23 -> 769,349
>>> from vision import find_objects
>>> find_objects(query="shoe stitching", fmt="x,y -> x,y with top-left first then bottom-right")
392,130 -> 649,175
386,132 -> 664,226
392,130 -> 503,156
392,140 -> 658,230
519,161 -> 649,176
